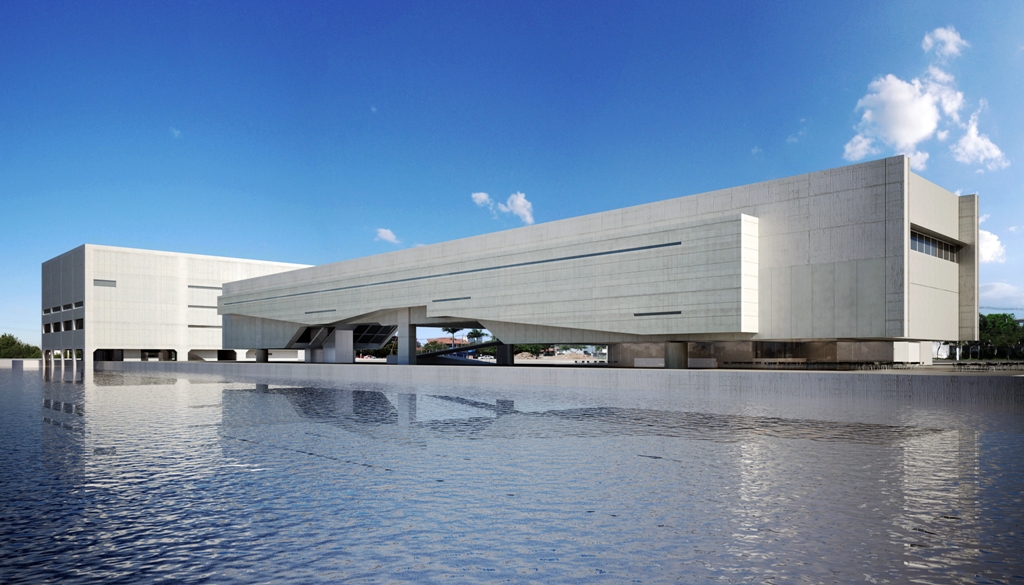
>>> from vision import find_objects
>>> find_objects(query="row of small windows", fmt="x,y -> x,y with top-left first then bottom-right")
42,301 -> 84,315
910,231 -> 960,263
44,319 -> 84,333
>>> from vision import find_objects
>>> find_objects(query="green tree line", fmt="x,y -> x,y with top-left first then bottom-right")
0,334 -> 42,359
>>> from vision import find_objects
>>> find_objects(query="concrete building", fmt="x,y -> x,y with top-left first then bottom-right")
218,156 -> 978,368
41,245 -> 309,379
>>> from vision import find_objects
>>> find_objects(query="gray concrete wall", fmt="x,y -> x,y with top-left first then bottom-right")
223,156 -> 964,347
958,195 -> 979,341
41,245 -> 310,363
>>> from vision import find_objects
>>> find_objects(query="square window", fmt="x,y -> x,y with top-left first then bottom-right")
52,322 -> 61,332
74,318 -> 84,330
63,320 -> 72,331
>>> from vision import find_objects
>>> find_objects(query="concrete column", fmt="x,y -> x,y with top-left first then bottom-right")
496,344 -> 514,366
331,330 -> 354,364
255,349 -> 269,363
664,342 -> 689,369
396,308 -> 416,365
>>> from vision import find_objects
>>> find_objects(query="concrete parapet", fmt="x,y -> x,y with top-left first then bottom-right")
94,361 -> 1023,403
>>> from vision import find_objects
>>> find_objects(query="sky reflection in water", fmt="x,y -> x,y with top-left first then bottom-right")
1,369 -> 1022,583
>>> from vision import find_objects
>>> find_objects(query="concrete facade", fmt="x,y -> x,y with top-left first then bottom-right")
41,245 -> 309,379
218,156 -> 978,366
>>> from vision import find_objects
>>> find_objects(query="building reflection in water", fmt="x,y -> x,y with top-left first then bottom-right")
19,374 -> 1011,581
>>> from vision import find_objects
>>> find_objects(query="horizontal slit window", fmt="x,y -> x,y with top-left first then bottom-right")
74,301 -> 84,308
51,306 -> 61,313
43,308 -> 50,314
188,285 -> 222,290
188,305 -> 218,309
910,231 -> 960,264
187,325 -> 222,328
634,311 -> 682,317
62,304 -> 72,311
433,296 -> 471,303
94,279 -> 116,287
305,309 -> 336,314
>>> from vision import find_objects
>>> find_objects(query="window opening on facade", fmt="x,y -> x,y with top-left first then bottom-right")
43,323 -> 51,333
910,231 -> 959,263
74,318 -> 84,330
52,306 -> 61,313
62,304 -> 72,311
74,301 -> 84,308
52,322 -> 61,332
64,320 -> 73,331
43,308 -> 50,314
94,279 -> 116,287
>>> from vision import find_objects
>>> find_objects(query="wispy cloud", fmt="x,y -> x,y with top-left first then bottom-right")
922,26 -> 969,59
169,127 -> 182,138
751,146 -> 762,155
980,283 -> 1024,308
472,191 -> 535,225
498,192 -> 534,225
786,119 -> 808,144
375,228 -> 400,244
842,26 -> 1007,172
951,106 -> 1010,170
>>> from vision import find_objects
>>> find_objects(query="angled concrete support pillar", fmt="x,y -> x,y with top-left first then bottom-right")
496,344 -> 514,366
396,308 -> 416,365
664,342 -> 689,369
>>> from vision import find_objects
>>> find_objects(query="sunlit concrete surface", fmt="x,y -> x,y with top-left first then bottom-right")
219,155 -> 979,367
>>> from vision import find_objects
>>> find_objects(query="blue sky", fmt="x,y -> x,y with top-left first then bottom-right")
2,1 -> 1022,346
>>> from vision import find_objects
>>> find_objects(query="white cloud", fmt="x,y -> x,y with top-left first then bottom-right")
979,229 -> 1005,263
498,192 -> 534,225
473,191 -> 535,224
843,134 -> 879,161
370,106 -> 377,113
751,146 -> 762,155
979,214 -> 990,223
951,111 -> 1010,170
169,127 -> 181,138
375,228 -> 400,244
843,74 -> 941,170
1008,226 -> 1020,233
843,28 -> 1007,173
980,282 -> 1024,308
922,26 -> 969,58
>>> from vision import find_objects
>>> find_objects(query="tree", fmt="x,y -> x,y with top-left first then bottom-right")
979,313 -> 1023,360
420,341 -> 448,354
441,327 -> 462,348
0,334 -> 42,359
466,329 -> 485,344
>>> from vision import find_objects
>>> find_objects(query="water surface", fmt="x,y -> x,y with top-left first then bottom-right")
2,369 -> 1022,583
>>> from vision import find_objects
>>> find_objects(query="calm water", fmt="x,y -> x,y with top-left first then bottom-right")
1,369 -> 1022,584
